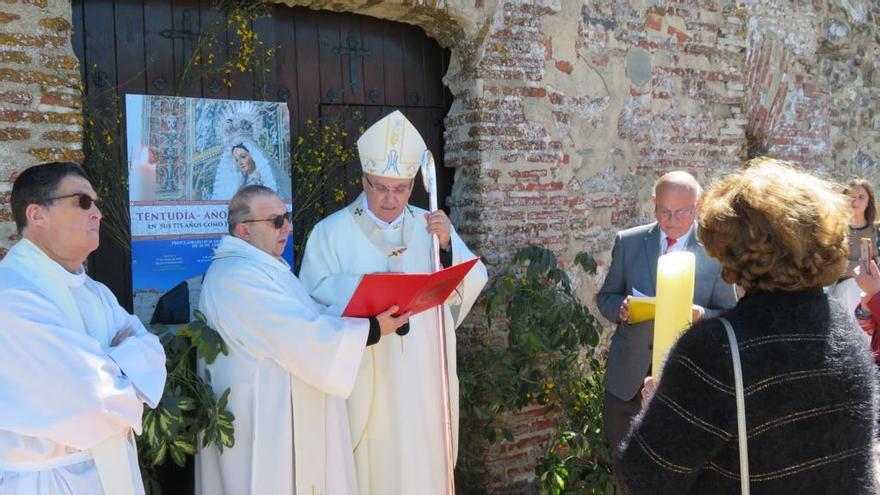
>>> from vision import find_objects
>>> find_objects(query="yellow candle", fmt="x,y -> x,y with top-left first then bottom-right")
652,251 -> 696,377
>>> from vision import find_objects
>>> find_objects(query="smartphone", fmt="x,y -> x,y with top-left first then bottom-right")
860,237 -> 873,262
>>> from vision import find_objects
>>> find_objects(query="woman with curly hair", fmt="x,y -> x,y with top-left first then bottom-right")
614,158 -> 879,494
829,178 -> 879,313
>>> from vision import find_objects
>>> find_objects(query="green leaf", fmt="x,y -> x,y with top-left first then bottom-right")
574,252 -> 598,275
177,398 -> 196,411
485,428 -> 497,444
502,428 -> 515,443
169,443 -> 187,467
153,444 -> 167,466
173,439 -> 197,455
196,323 -> 229,364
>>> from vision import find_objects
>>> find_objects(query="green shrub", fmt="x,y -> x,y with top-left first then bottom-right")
458,245 -> 614,494
138,311 -> 234,495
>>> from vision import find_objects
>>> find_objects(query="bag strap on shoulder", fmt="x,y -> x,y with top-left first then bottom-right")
719,317 -> 750,495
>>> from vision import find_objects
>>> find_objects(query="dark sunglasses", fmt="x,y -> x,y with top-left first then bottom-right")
241,211 -> 292,229
44,192 -> 102,211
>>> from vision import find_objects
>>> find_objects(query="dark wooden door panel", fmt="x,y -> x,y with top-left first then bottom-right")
361,19 -> 385,106
292,7 -> 322,123
73,0 -> 452,313
198,0 -> 229,99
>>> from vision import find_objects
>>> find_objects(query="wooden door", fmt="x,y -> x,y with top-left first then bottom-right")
72,0 -> 453,309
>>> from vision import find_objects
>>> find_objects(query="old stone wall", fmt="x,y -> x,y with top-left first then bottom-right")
0,0 -> 82,257
746,0 -> 879,177
0,0 -> 877,492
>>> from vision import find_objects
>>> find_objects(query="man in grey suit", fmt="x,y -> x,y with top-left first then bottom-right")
597,171 -> 737,456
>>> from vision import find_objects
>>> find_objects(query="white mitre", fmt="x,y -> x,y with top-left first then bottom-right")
357,110 -> 426,179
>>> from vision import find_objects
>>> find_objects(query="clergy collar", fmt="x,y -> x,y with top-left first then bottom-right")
19,238 -> 86,288
214,234 -> 291,272
361,195 -> 404,230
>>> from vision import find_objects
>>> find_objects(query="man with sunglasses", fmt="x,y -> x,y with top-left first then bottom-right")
300,111 -> 487,495
0,162 -> 167,494
196,185 -> 410,495
596,171 -> 736,464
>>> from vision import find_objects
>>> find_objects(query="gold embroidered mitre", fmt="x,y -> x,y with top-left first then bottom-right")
357,110 -> 426,179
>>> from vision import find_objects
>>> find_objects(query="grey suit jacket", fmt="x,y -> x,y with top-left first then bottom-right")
597,222 -> 737,401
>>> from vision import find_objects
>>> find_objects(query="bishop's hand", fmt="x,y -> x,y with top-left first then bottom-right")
425,210 -> 451,250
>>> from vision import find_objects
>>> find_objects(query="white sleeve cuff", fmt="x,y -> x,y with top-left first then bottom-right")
108,339 -> 166,408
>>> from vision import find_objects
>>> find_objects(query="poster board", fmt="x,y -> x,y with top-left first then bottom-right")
126,95 -> 292,325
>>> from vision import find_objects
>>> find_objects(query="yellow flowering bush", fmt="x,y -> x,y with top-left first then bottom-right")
290,117 -> 361,264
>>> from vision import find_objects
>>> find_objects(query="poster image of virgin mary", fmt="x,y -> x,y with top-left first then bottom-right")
208,102 -> 291,200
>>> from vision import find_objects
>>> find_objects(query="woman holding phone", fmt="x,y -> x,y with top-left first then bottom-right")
829,178 -> 879,313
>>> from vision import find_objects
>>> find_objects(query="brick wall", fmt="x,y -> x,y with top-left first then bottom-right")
0,0 -> 82,258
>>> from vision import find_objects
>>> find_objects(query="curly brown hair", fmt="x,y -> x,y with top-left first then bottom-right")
698,157 -> 849,292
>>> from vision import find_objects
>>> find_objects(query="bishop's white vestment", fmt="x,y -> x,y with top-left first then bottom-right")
0,239 -> 167,494
300,195 -> 488,495
195,235 -> 370,495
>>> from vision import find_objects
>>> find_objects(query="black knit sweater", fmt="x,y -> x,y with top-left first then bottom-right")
615,289 -> 879,494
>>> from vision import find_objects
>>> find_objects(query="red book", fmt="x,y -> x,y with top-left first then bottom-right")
342,258 -> 480,317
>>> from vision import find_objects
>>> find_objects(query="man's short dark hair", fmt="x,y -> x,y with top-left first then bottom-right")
11,162 -> 89,233
227,184 -> 276,235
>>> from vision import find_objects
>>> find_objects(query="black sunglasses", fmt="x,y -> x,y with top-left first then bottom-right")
44,192 -> 102,211
241,211 -> 292,229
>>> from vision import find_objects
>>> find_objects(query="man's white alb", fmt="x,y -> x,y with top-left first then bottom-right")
0,239 -> 166,495
195,235 -> 370,495
300,197 -> 487,495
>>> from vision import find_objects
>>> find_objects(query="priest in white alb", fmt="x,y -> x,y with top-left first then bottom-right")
300,111 -> 488,494
195,185 -> 409,495
0,162 -> 167,495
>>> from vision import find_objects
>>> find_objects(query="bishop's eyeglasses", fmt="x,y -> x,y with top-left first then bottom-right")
364,175 -> 413,195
